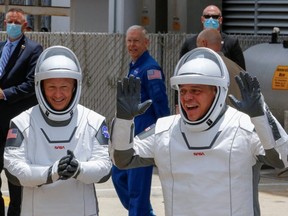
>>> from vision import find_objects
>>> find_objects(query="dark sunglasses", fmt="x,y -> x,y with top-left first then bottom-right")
203,15 -> 221,19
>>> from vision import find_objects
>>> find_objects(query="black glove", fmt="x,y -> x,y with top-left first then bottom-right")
116,75 -> 152,120
228,71 -> 264,117
58,150 -> 80,180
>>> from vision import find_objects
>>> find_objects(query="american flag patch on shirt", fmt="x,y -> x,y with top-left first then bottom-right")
7,128 -> 17,139
147,69 -> 162,80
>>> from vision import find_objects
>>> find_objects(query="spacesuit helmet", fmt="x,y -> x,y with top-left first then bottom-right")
170,47 -> 230,131
35,45 -> 82,122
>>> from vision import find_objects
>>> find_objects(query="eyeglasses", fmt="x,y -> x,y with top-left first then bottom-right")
203,15 -> 221,19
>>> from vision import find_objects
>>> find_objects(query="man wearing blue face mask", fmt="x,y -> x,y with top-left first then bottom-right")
0,8 -> 43,216
176,5 -> 245,114
180,5 -> 245,70
203,16 -> 220,29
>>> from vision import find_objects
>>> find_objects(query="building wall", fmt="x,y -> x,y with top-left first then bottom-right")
67,0 -> 221,33
111,0 -> 155,34
70,0 -> 109,32
68,0 -> 222,33
51,0 -> 70,32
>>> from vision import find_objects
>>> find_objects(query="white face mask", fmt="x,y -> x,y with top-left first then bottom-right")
7,23 -> 22,39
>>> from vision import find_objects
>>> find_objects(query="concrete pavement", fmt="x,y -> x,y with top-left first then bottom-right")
2,167 -> 288,215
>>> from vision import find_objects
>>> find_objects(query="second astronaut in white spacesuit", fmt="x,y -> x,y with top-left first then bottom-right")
4,46 -> 112,216
110,47 -> 288,216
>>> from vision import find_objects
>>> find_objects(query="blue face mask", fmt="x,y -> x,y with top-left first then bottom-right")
203,18 -> 219,29
7,23 -> 22,39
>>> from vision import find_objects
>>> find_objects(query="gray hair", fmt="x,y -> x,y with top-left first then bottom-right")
126,25 -> 149,39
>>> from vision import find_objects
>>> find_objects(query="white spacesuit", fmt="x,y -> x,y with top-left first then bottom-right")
4,46 -> 112,216
110,48 -> 288,216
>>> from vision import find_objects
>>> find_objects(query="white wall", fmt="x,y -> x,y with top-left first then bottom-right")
167,0 -> 187,33
140,0 -> 156,33
167,0 -> 222,33
63,0 -> 221,33
51,0 -> 70,32
70,0 -> 109,32
109,0 -> 155,34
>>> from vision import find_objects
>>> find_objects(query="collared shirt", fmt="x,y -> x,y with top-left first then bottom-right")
0,37 -> 22,100
8,37 -> 21,54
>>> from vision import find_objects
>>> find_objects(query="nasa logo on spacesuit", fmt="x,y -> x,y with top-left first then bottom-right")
102,125 -> 110,138
54,146 -> 65,150
193,152 -> 205,156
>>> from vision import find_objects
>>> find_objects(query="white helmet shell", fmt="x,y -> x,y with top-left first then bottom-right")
170,47 -> 230,131
35,46 -> 82,122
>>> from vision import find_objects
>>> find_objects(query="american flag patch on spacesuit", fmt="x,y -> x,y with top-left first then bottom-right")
7,128 -> 18,139
147,69 -> 162,80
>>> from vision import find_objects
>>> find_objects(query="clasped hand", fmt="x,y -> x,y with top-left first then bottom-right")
117,75 -> 152,120
58,150 -> 80,180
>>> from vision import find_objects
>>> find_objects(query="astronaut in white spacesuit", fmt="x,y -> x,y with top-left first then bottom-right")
4,45 -> 112,216
110,47 -> 288,216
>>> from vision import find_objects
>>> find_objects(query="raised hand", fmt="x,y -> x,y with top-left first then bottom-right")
117,75 -> 152,120
228,71 -> 264,117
